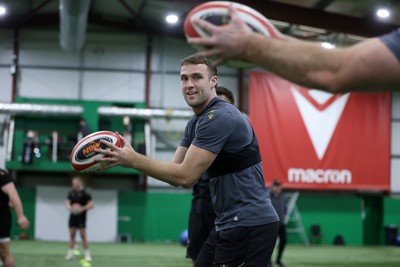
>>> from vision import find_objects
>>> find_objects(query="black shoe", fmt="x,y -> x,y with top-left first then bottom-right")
276,261 -> 285,267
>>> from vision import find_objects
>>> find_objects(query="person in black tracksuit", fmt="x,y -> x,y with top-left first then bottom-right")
270,180 -> 287,267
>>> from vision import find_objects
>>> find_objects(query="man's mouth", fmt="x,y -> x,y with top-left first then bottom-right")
187,91 -> 197,96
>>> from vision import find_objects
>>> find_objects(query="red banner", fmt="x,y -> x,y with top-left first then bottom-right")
249,72 -> 391,191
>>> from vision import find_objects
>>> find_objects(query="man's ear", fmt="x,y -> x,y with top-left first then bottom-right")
210,75 -> 218,88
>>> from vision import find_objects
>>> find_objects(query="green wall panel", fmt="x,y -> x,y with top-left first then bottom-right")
362,195 -> 384,245
287,194 -> 363,245
384,197 -> 400,227
11,188 -> 36,239
118,191 -> 191,242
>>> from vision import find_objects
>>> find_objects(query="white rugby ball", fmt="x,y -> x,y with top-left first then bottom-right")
70,131 -> 122,173
184,1 -> 282,68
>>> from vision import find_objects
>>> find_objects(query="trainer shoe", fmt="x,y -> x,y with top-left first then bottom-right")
65,253 -> 74,260
84,255 -> 92,261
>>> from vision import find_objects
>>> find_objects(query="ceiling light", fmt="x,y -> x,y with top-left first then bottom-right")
376,8 -> 390,18
0,6 -> 6,16
166,14 -> 179,24
321,42 -> 335,49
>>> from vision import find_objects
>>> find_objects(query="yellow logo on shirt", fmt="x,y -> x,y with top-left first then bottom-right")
208,109 -> 215,120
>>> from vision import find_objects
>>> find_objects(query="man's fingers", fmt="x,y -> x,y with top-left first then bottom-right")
193,19 -> 219,36
119,134 -> 129,147
100,139 -> 118,150
187,37 -> 215,47
227,4 -> 239,20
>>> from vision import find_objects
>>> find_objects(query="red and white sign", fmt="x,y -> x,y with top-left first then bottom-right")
249,72 -> 391,191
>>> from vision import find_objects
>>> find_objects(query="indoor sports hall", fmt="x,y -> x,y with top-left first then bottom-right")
0,1 -> 399,267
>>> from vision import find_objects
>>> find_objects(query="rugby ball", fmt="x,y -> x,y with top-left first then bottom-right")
184,1 -> 281,68
71,203 -> 82,215
70,131 -> 122,173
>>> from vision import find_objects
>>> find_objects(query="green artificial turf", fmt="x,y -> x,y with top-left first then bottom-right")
10,240 -> 400,267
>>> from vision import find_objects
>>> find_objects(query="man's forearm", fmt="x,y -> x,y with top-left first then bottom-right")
9,190 -> 25,218
244,34 -> 344,92
132,152 -> 194,188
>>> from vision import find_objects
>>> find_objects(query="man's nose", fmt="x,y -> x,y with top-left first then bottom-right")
186,78 -> 195,87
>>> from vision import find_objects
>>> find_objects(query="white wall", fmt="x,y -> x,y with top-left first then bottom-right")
18,30 -> 147,102
0,30 -> 13,103
16,30 -> 241,106
35,185 -> 117,242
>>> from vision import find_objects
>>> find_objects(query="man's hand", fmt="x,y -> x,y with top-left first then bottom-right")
187,5 -> 253,66
18,215 -> 30,230
94,135 -> 137,170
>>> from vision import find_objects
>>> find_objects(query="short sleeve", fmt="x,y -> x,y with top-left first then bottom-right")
380,28 -> 400,62
67,191 -> 73,201
192,109 -> 235,155
179,117 -> 196,148
85,192 -> 92,202
0,170 -> 12,188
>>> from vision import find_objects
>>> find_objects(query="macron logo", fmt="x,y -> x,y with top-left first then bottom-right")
291,87 -> 350,160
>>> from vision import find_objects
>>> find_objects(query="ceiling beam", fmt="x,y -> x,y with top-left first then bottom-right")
313,0 -> 335,10
237,0 -> 399,37
17,0 -> 55,28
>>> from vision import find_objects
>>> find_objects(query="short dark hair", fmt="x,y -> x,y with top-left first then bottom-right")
216,86 -> 235,105
272,180 -> 282,186
181,55 -> 218,77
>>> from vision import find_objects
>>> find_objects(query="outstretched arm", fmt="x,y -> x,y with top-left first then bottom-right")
2,183 -> 30,230
188,5 -> 400,93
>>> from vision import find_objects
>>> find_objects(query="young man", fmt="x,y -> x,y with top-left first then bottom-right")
269,181 -> 287,267
188,6 -> 400,93
96,55 -> 279,266
65,176 -> 94,261
187,86 -> 235,265
0,169 -> 30,267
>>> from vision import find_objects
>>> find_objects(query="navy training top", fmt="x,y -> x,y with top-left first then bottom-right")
380,28 -> 400,62
180,97 -> 279,231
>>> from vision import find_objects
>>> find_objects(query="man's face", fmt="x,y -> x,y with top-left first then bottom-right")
180,64 -> 217,112
271,184 -> 282,195
72,178 -> 83,191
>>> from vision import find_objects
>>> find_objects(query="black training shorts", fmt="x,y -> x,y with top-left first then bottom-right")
187,209 -> 216,260
195,221 -> 279,267
0,212 -> 11,239
69,214 -> 86,229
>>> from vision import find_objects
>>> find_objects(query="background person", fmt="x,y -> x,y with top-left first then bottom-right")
65,175 -> 94,261
270,180 -> 287,267
0,169 -> 30,267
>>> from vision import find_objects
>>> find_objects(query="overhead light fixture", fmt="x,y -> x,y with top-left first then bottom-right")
321,42 -> 335,49
0,6 -> 6,16
166,14 -> 179,24
376,7 -> 390,19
